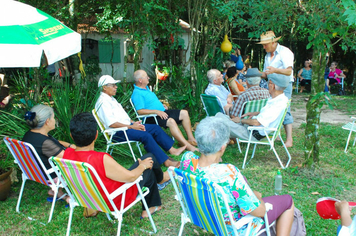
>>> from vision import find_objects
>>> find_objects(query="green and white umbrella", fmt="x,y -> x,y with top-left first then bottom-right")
0,0 -> 81,68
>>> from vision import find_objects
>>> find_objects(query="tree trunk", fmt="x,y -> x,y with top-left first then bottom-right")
304,49 -> 327,166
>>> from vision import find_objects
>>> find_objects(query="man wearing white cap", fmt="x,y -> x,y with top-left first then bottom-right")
257,31 -> 294,147
216,73 -> 289,141
95,75 -> 185,167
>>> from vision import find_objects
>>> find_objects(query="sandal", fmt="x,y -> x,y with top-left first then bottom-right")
46,193 -> 68,202
140,206 -> 160,220
157,179 -> 171,191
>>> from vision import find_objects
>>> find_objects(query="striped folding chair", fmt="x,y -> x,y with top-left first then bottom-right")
240,101 -> 292,169
239,99 -> 269,119
342,117 -> 356,153
168,167 -> 274,236
3,137 -> 64,223
49,156 -> 157,236
92,108 -> 142,162
200,94 -> 225,117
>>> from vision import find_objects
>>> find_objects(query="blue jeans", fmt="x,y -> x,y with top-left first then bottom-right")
113,124 -> 174,164
283,82 -> 294,125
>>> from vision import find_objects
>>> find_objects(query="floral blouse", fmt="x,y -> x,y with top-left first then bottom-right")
181,151 -> 264,235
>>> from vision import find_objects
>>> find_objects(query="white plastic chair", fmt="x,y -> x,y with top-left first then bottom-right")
240,101 -> 292,169
3,137 -> 65,223
342,116 -> 356,153
49,156 -> 157,236
92,109 -> 142,162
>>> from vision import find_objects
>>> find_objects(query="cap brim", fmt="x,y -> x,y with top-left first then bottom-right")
256,36 -> 282,44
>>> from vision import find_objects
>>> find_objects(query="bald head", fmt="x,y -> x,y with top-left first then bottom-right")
133,70 -> 147,84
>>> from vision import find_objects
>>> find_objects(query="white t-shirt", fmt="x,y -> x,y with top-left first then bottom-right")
338,216 -> 356,236
263,43 -> 294,82
255,93 -> 288,135
95,92 -> 131,129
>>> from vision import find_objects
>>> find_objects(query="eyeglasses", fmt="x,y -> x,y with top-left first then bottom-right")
106,83 -> 117,87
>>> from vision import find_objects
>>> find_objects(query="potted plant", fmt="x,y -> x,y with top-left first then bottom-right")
0,145 -> 13,201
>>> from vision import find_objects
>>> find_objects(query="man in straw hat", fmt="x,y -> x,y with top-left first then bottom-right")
257,31 -> 294,147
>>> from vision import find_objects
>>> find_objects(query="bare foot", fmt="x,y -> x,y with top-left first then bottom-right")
141,206 -> 162,218
169,145 -> 186,156
187,139 -> 197,146
186,144 -> 199,152
284,139 -> 293,148
164,158 -> 180,168
158,171 -> 170,184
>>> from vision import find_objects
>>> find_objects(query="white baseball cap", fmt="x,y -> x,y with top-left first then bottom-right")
98,75 -> 121,87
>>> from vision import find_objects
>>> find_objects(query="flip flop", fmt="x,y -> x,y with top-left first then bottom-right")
140,206 -> 159,220
46,193 -> 68,203
157,179 -> 171,191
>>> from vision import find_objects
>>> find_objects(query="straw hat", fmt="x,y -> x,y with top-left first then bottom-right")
257,31 -> 281,44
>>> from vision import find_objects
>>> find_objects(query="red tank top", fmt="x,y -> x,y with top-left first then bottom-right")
63,148 -> 138,211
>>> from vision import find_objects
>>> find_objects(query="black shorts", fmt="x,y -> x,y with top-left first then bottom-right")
146,109 -> 182,128
300,79 -> 311,86
328,78 -> 338,85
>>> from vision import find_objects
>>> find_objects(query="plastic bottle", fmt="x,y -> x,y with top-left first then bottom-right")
274,170 -> 282,195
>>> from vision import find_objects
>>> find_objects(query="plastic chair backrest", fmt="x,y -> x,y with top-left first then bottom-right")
240,99 -> 268,118
92,109 -> 110,142
4,137 -> 50,186
50,156 -> 112,213
200,94 -> 224,116
174,168 -> 230,236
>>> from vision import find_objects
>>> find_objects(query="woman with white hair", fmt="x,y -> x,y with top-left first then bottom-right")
22,104 -> 74,200
181,116 -> 294,235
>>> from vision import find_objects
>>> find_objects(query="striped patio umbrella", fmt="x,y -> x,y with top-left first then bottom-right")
0,0 -> 81,68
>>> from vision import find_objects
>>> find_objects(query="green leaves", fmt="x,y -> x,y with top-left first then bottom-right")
342,0 -> 356,26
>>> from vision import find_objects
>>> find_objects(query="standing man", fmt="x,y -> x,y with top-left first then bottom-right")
258,31 -> 294,147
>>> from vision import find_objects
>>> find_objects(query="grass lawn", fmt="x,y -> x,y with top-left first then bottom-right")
1,93 -> 355,235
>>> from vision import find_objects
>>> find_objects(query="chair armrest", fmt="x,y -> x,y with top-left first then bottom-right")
137,114 -> 157,119
351,117 -> 356,120
233,214 -> 255,229
247,126 -> 277,132
104,127 -> 129,134
232,95 -> 239,98
109,176 -> 143,200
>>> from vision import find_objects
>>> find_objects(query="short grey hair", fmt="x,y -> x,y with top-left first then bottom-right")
195,117 -> 230,155
224,60 -> 235,69
133,70 -> 146,83
275,85 -> 286,91
207,69 -> 219,84
26,104 -> 54,129
246,76 -> 261,85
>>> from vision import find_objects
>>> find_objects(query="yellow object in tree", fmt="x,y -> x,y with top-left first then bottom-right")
221,34 -> 232,53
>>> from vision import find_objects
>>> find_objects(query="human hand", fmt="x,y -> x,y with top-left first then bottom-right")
163,104 -> 168,110
265,66 -> 277,75
157,110 -> 169,120
253,190 -> 262,199
231,116 -> 241,123
138,157 -> 153,170
131,121 -> 146,131
335,201 -> 351,216
227,97 -> 233,104
236,48 -> 241,55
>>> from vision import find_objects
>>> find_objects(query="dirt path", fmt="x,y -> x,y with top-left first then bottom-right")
291,94 -> 350,128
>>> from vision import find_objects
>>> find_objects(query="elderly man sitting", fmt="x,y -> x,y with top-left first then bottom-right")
216,73 -> 289,141
205,69 -> 234,114
230,68 -> 270,118
95,75 -> 185,167
131,70 -> 198,152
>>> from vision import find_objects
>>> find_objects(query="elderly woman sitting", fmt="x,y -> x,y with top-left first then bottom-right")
181,116 -> 294,235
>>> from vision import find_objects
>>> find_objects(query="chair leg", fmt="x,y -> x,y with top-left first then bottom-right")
242,142 -> 252,169
251,144 -> 257,159
236,139 -> 242,153
178,213 -> 187,236
116,214 -> 123,236
65,203 -> 75,236
16,175 -> 27,213
47,186 -> 59,223
136,142 -> 143,156
138,188 -> 157,233
344,129 -> 353,153
271,146 -> 286,169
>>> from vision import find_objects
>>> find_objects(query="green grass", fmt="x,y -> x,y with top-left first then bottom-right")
1,93 -> 356,235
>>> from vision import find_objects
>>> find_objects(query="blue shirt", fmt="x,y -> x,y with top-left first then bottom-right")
131,85 -> 165,111
205,83 -> 230,107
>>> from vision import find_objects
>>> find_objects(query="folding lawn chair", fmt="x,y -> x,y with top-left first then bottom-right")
240,101 -> 292,169
92,109 -> 142,162
129,98 -> 158,125
168,166 -> 275,236
3,137 -> 65,223
49,156 -> 157,236
239,99 -> 268,119
200,94 -> 224,116
342,116 -> 356,153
